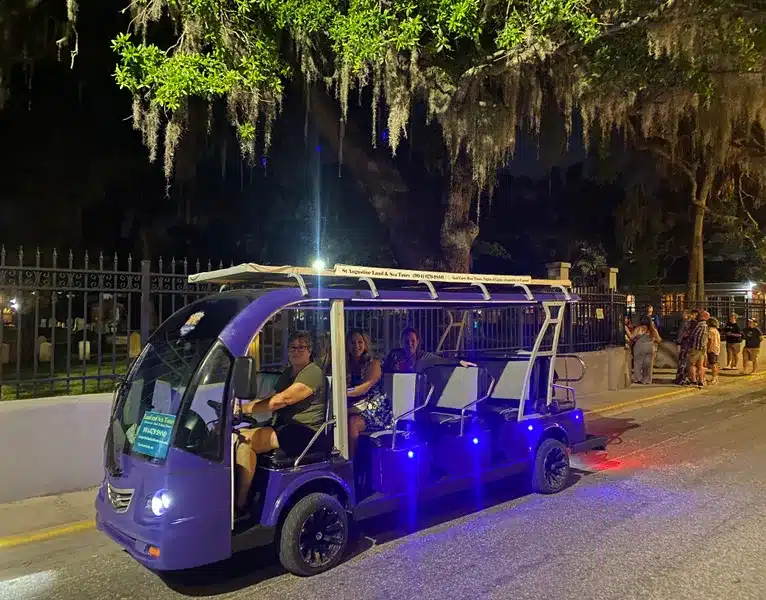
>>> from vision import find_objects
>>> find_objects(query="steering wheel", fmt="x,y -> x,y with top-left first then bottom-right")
207,399 -> 223,419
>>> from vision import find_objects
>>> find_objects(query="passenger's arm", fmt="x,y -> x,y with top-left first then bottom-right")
266,383 -> 315,411
241,392 -> 275,415
348,359 -> 382,397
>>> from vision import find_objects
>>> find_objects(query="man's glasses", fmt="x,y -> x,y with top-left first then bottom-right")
288,345 -> 309,353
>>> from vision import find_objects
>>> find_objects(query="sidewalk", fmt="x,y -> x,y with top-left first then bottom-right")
2,367 -> 765,545
578,367 -> 766,416
0,488 -> 97,547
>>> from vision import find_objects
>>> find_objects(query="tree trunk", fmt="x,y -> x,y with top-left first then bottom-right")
686,168 -> 714,306
307,84 -> 475,271
687,193 -> 704,306
439,155 -> 479,272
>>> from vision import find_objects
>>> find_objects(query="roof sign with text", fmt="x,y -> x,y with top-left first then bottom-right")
332,264 -> 533,285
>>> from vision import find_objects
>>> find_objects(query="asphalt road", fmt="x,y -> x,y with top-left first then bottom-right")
3,383 -> 766,600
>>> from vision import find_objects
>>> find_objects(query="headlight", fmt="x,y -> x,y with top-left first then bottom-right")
150,490 -> 172,517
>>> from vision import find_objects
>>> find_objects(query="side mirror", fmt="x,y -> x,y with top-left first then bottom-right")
232,356 -> 259,400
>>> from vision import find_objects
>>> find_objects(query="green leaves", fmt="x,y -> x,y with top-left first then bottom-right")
111,32 -> 286,111
496,0 -> 599,51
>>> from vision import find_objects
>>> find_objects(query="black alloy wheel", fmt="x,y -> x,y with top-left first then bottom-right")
278,492 -> 349,576
531,438 -> 571,494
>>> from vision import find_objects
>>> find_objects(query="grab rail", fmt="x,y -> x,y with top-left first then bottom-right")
294,418 -> 336,468
555,354 -> 587,383
552,383 -> 576,409
391,384 -> 435,451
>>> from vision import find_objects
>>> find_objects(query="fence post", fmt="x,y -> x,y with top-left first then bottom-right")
140,260 -> 152,345
546,261 -> 571,281
601,267 -> 619,291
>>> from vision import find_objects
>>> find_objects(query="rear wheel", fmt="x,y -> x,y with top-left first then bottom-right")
277,492 -> 349,576
531,438 -> 570,494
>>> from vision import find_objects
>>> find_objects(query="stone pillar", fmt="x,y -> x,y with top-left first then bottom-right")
546,262 -> 572,282
601,267 -> 619,291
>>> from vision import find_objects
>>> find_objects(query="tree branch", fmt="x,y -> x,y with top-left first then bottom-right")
456,0 -> 680,83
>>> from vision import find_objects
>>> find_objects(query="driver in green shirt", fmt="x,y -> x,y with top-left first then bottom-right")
234,330 -> 327,513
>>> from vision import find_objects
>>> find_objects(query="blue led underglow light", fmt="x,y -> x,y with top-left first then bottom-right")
527,424 -> 534,431
472,437 -> 479,445
407,450 -> 414,459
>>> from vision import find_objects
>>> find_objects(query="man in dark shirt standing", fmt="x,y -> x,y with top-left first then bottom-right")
722,313 -> 742,370
742,318 -> 764,375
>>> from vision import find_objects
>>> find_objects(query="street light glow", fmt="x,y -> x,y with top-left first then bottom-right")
311,258 -> 326,271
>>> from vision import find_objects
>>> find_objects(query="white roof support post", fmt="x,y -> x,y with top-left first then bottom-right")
543,301 -> 566,408
329,299 -> 349,460
518,300 -> 566,421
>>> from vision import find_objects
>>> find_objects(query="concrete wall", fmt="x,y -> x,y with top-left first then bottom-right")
555,347 -> 630,398
0,394 -> 112,504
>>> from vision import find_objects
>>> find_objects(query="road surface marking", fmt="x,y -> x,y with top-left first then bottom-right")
0,520 -> 95,550
587,389 -> 691,416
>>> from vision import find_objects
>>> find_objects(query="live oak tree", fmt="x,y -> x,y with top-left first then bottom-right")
50,0 -> 766,288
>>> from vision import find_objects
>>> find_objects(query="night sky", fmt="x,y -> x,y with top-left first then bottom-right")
0,0 -> 691,285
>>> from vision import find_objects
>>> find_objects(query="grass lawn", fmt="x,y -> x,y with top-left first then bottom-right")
0,362 -> 130,400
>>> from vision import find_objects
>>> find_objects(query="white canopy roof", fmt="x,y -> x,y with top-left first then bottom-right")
187,262 -> 571,289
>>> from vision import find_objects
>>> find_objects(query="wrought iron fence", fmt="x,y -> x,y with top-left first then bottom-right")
0,247 -> 226,399
0,248 -> 627,400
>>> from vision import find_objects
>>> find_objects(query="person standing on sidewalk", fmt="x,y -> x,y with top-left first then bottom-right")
722,313 -> 742,370
706,317 -> 721,385
742,318 -> 764,375
674,308 -> 698,385
645,305 -> 661,367
645,305 -> 661,330
686,311 -> 709,388
631,315 -> 661,384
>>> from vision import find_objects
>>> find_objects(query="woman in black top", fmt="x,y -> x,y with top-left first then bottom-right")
722,314 -> 742,370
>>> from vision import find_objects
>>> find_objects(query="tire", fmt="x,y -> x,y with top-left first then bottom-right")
277,492 -> 349,577
531,438 -> 570,494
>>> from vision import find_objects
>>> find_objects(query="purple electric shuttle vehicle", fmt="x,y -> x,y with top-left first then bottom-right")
95,263 -> 608,577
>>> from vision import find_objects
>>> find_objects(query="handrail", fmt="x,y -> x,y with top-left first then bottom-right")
458,375 -> 496,436
551,383 -> 577,410
391,384 -> 434,450
294,418 -> 336,467
555,354 -> 587,383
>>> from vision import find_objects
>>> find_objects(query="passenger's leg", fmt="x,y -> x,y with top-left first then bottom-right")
348,414 -> 366,458
752,349 -> 760,374
235,427 -> 279,511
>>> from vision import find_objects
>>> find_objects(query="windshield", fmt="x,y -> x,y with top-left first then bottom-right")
106,294 -> 253,471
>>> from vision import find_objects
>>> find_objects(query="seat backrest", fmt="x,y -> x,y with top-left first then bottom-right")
382,372 -> 422,421
423,365 -> 480,413
489,360 -> 530,401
